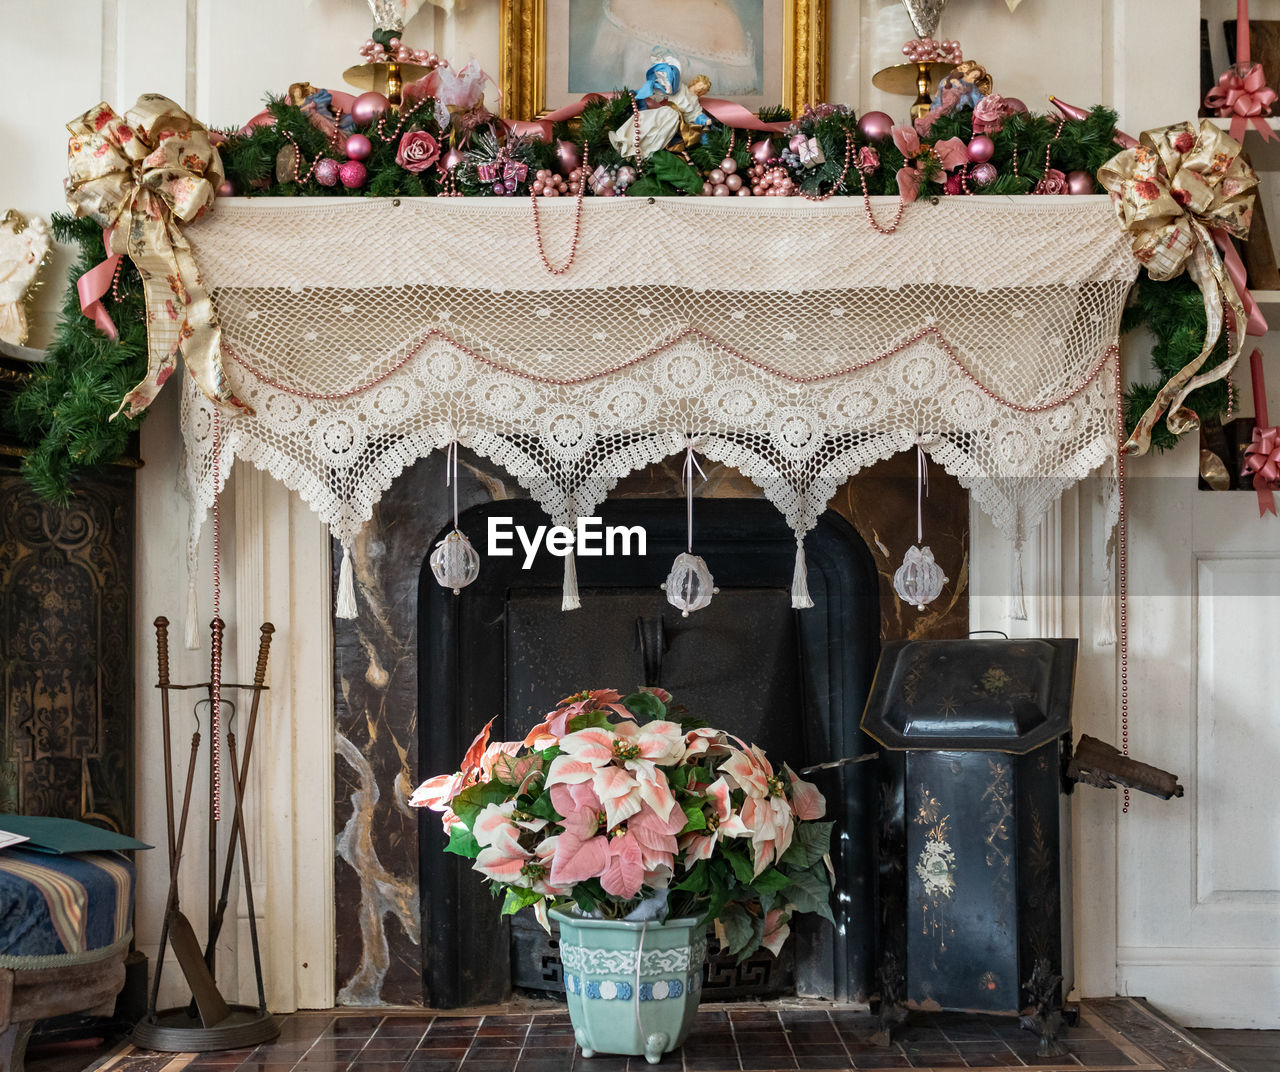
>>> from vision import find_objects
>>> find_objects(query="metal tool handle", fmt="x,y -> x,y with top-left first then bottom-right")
252,622 -> 274,690
155,616 -> 171,687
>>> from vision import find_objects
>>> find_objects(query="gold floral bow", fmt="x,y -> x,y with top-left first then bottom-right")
65,94 -> 247,419
1098,120 -> 1256,454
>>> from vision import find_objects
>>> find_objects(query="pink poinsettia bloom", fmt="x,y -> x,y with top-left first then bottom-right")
784,764 -> 826,821
683,727 -> 732,762
896,166 -> 922,203
547,721 -> 685,825
681,775 -> 751,862
473,801 -> 546,859
740,793 -> 796,875
599,830 -> 646,899
891,124 -> 920,158
476,831 -> 563,896
626,801 -> 688,872
720,745 -> 775,798
410,717 -> 519,829
761,907 -> 792,956
522,689 -> 634,746
932,137 -> 969,173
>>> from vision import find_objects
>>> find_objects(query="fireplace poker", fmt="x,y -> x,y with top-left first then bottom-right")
798,753 -> 878,775
192,622 -> 274,1016
154,617 -> 177,866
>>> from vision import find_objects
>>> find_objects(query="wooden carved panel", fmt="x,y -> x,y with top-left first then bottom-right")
0,466 -> 135,832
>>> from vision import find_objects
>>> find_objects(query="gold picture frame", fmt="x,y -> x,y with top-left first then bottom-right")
499,0 -> 827,120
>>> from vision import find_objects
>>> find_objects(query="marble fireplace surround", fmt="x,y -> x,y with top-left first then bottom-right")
329,449 -> 970,1007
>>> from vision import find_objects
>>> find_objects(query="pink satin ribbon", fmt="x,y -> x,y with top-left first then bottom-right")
76,228 -> 121,339
1206,63 -> 1277,143
1243,425 -> 1280,515
1213,228 -> 1270,336
503,93 -> 788,142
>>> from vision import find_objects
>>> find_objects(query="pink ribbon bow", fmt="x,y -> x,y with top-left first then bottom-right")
1243,426 -> 1280,516
1205,62 -> 1278,143
76,227 -> 122,339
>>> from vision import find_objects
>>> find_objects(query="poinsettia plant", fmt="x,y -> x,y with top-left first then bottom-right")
410,687 -> 835,961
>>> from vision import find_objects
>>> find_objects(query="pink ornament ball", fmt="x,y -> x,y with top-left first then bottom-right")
971,162 -> 998,187
556,139 -> 581,175
857,110 -> 894,142
967,135 -> 995,164
351,91 -> 390,126
345,134 -> 373,162
751,138 -> 775,166
440,147 -> 465,173
339,159 -> 368,189
709,167 -> 726,185
726,173 -> 743,191
736,186 -> 751,196
713,183 -> 731,196
721,157 -> 737,175
313,158 -> 340,187
1065,169 -> 1095,195
216,180 -> 236,198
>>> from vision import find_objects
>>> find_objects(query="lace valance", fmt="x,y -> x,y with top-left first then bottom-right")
180,194 -> 1136,614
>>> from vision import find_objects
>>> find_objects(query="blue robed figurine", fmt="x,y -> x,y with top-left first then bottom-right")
610,54 -> 712,159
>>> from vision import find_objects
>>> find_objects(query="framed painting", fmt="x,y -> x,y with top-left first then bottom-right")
499,0 -> 827,119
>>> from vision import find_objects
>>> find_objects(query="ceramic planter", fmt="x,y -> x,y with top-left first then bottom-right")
550,909 -> 707,1064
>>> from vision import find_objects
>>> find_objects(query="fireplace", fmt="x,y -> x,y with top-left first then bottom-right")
332,449 -> 969,1008
417,498 -> 881,1008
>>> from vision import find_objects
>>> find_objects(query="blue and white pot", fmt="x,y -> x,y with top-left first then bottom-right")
551,909 -> 706,1064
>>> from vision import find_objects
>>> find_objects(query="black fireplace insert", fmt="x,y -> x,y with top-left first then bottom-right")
417,498 -> 880,1008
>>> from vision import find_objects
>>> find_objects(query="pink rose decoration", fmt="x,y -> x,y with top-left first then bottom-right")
857,146 -> 880,172
972,93 -> 1008,134
944,172 -> 965,195
1035,168 -> 1068,195
396,129 -> 440,173
891,125 -> 921,158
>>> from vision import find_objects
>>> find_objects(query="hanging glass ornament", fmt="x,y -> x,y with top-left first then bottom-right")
430,529 -> 480,594
431,440 -> 480,595
893,544 -> 947,610
662,551 -> 718,617
893,443 -> 949,611
662,441 -> 718,616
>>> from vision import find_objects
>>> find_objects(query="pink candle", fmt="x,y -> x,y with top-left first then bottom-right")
1251,349 -> 1268,428
1239,0 -> 1252,68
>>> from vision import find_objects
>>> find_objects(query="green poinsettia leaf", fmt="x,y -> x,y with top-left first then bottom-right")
719,902 -> 765,960
525,791 -> 562,823
782,864 -> 835,924
501,887 -> 544,916
680,799 -> 708,834
449,780 -> 511,827
622,691 -> 666,721
780,821 -> 834,870
445,824 -> 481,859
726,847 -> 756,886
752,867 -> 790,895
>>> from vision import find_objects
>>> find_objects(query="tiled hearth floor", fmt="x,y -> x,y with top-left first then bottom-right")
38,998 -> 1277,1072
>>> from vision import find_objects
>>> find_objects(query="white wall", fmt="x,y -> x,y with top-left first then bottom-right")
6,0 -> 1276,1026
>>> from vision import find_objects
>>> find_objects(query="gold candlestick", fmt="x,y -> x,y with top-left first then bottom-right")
871,60 -> 955,119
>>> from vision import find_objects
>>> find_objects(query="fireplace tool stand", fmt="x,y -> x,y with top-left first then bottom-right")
133,616 -> 279,1052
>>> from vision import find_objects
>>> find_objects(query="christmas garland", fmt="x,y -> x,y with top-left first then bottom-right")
5,93 -> 1229,497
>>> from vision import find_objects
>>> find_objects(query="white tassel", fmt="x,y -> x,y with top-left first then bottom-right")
184,575 -> 201,650
1095,566 -> 1117,647
561,550 -> 581,611
336,547 -> 358,619
791,538 -> 814,609
1008,543 -> 1028,621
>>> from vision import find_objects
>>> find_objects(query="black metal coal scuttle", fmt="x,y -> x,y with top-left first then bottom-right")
861,638 -> 1078,1055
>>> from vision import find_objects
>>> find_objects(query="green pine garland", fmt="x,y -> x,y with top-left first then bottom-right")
4,98 -> 1232,497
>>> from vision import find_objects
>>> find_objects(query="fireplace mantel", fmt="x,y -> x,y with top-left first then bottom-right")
180,194 -> 1134,622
